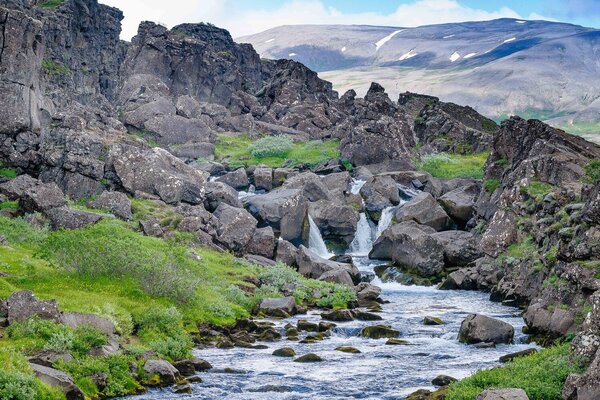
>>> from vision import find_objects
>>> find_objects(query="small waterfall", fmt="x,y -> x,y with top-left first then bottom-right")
350,179 -> 366,195
375,207 -> 395,239
349,213 -> 373,256
308,215 -> 333,259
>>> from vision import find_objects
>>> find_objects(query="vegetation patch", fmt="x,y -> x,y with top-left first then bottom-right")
484,178 -> 501,193
215,134 -> 340,169
583,159 -> 600,185
0,161 -> 17,179
37,0 -> 65,8
417,152 -> 488,180
521,179 -> 553,197
0,349 -> 64,400
446,343 -> 584,400
41,59 -> 71,75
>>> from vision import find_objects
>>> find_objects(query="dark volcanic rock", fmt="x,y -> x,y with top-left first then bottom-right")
458,314 -> 514,344
7,290 -> 60,324
394,192 -> 451,231
88,191 -> 132,220
45,207 -> 104,230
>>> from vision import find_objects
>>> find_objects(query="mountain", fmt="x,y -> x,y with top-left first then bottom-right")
238,19 -> 600,143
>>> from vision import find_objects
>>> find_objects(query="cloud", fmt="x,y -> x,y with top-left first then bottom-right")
99,0 -> 543,40
545,0 -> 600,18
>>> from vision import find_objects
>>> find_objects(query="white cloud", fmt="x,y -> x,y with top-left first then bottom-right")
99,0 -> 547,40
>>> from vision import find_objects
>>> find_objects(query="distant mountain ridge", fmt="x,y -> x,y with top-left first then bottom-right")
238,19 -> 600,142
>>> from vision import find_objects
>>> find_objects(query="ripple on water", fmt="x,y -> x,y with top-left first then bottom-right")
123,259 -> 537,400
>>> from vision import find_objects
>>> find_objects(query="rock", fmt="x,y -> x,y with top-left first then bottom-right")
522,302 -> 575,338
213,203 -> 257,253
216,168 -> 248,190
297,320 -> 319,332
499,348 -> 537,363
438,183 -> 479,226
0,174 -> 40,200
294,353 -> 323,363
423,316 -> 444,326
6,290 -> 60,324
254,167 -> 273,191
296,246 -> 359,281
45,207 -> 104,230
139,218 -> 164,237
245,226 -> 275,259
355,282 -> 382,302
203,181 -> 243,212
386,339 -> 410,345
88,191 -> 132,220
355,311 -> 383,321
170,142 -> 215,161
272,347 -> 296,357
258,297 -> 297,317
110,146 -> 208,205
143,359 -> 181,386
28,352 -> 74,368
191,358 -> 213,371
406,388 -> 433,400
432,374 -> 457,386
20,182 -> 66,213
246,188 -> 307,243
275,239 -> 298,267
318,269 -> 354,286
458,314 -> 514,344
30,363 -> 84,400
60,312 -> 115,336
394,192 -> 451,231
360,175 -> 401,215
173,383 -> 193,394
476,388 -> 529,400
370,222 -> 445,277
308,200 -> 359,244
282,172 -> 333,202
361,325 -> 400,339
480,209 -> 518,257
321,309 -> 354,322
335,346 -> 361,353
244,254 -> 277,267
431,230 -> 483,268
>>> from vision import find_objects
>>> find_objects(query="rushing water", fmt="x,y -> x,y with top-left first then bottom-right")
307,215 -> 334,259
349,213 -> 374,256
128,210 -> 537,400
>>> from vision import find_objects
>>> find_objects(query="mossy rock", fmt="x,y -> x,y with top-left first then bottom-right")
361,325 -> 400,339
272,347 -> 296,357
423,316 -> 444,326
355,311 -> 383,321
321,309 -> 354,322
318,321 -> 336,332
294,353 -> 323,363
297,319 -> 319,332
386,339 -> 410,345
335,346 -> 361,353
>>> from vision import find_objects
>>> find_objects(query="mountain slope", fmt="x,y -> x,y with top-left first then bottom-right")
238,19 -> 600,142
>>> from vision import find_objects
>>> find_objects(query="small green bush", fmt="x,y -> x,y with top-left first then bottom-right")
135,307 -> 192,361
584,159 -> 600,184
37,0 -> 65,9
0,216 -> 48,246
0,161 -> 17,179
484,178 -> 500,192
41,59 -> 70,75
249,136 -> 293,158
0,349 -> 65,400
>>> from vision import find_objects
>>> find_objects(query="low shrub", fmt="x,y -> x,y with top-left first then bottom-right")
0,350 -> 64,400
0,216 -> 48,246
134,307 -> 192,361
584,159 -> 600,184
249,135 -> 293,158
484,178 -> 500,192
418,152 -> 488,179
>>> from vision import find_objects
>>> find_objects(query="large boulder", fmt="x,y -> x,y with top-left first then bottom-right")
458,314 -> 514,344
394,192 -> 451,231
0,174 -> 40,200
203,181 -> 243,212
60,312 -> 115,337
258,297 -> 297,317
370,222 -> 445,277
523,302 -> 575,338
30,363 -> 84,400
431,230 -> 483,268
476,388 -> 529,400
245,189 -> 307,244
143,359 -> 181,386
245,226 -> 275,259
20,182 -> 66,213
143,114 -> 215,146
216,168 -> 249,190
88,191 -> 132,220
275,239 -> 298,267
6,291 -> 61,324
109,146 -> 208,205
212,203 -> 257,253
318,269 -> 354,287
438,182 -> 479,225
253,167 -> 273,191
282,172 -> 332,202
360,175 -> 400,216
45,207 -> 104,230
308,200 -> 359,244
296,245 -> 358,281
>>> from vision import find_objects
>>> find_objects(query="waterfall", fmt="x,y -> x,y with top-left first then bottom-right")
349,213 -> 373,256
308,215 -> 333,259
350,179 -> 366,195
375,207 -> 395,239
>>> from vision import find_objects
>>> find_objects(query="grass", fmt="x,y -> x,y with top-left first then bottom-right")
583,160 -> 600,185
418,152 -> 489,179
0,349 -> 65,400
521,179 -> 553,197
0,201 -> 18,210
446,343 -> 584,400
555,120 -> 600,143
0,161 -> 17,179
484,178 -> 501,193
41,59 -> 70,76
214,134 -> 340,169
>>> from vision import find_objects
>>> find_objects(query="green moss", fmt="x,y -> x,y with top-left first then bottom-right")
446,343 -> 584,400
545,246 -> 559,266
417,152 -> 489,179
583,160 -> 600,185
37,0 -> 65,8
0,201 -> 18,210
215,134 -> 340,168
0,161 -> 17,179
41,59 -> 70,75
521,179 -> 553,197
506,236 -> 536,259
484,178 -> 501,192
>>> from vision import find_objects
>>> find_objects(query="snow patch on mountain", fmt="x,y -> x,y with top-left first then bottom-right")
449,51 -> 461,62
341,46 -> 346,52
503,37 -> 516,43
399,49 -> 418,60
464,52 -> 478,59
265,38 -> 274,43
375,29 -> 404,50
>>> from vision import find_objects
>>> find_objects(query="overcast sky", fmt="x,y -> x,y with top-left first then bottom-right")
98,0 -> 600,40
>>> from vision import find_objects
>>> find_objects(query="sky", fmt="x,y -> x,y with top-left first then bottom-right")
98,0 -> 600,40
